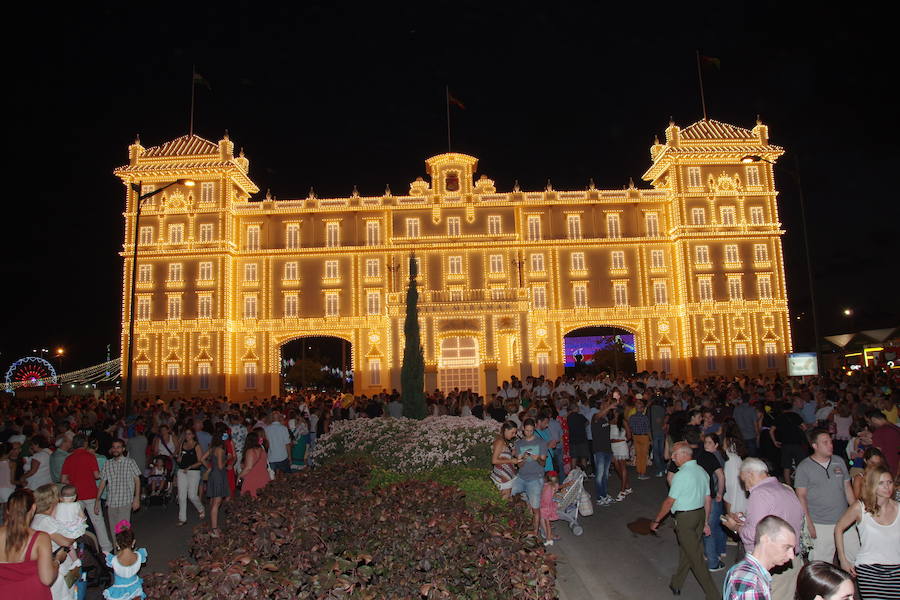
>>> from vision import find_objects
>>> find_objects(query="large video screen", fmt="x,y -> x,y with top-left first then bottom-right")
564,334 -> 635,367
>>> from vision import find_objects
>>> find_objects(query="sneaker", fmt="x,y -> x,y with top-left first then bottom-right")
543,540 -> 554,546
623,488 -> 633,495
637,475 -> 650,480
655,472 -> 665,478
709,562 -> 726,572
596,497 -> 612,506
616,492 -> 627,502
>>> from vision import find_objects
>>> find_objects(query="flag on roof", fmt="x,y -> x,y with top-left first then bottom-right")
700,55 -> 721,70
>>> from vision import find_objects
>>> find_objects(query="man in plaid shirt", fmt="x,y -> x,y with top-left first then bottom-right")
723,516 -> 797,600
95,439 -> 142,539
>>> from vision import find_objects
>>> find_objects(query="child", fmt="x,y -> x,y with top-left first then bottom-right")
103,520 -> 147,600
54,485 -> 87,559
540,471 -> 560,546
146,457 -> 167,495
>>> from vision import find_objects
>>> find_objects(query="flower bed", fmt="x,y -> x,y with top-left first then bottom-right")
310,416 -> 499,473
144,459 -> 557,599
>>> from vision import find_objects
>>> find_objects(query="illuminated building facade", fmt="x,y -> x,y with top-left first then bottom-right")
117,118 -> 791,400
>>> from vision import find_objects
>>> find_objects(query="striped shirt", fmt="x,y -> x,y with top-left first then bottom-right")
723,553 -> 771,600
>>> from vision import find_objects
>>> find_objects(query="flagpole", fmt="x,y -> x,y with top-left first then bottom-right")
445,85 -> 452,153
695,50 -> 708,121
189,64 -> 196,136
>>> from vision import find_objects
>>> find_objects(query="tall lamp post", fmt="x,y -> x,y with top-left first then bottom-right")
124,179 -> 195,416
742,154 -> 820,374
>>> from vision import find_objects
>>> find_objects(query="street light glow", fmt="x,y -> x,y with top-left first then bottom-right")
843,308 -> 853,316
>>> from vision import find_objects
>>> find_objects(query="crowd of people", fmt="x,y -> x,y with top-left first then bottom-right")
0,365 -> 897,599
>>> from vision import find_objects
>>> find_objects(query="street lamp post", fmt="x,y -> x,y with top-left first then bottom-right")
33,348 -> 49,359
124,179 -> 195,417
55,347 -> 65,374
742,154 -> 821,374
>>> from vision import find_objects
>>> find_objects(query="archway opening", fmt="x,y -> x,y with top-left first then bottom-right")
438,335 -> 480,393
280,336 -> 352,393
563,326 -> 637,376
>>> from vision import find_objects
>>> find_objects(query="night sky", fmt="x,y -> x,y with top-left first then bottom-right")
5,2 -> 898,372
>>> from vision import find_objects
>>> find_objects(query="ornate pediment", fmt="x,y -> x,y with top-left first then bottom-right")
708,172 -> 742,194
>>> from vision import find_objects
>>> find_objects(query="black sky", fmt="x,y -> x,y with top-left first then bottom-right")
5,1 -> 898,372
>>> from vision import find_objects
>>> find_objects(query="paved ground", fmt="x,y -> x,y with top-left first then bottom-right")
554,472 -> 734,600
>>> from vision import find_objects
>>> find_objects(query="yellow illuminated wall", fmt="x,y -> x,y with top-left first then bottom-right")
116,118 -> 792,400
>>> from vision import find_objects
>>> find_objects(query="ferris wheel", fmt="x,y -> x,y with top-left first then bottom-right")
5,356 -> 58,390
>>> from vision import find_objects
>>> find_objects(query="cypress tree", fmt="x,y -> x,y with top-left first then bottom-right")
400,253 -> 426,419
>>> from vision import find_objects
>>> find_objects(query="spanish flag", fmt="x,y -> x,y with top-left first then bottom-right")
448,92 -> 466,110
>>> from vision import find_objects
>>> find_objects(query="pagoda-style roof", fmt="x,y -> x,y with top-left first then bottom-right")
142,134 -> 220,158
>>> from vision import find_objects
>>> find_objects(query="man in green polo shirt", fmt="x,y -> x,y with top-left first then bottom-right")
650,441 -> 718,600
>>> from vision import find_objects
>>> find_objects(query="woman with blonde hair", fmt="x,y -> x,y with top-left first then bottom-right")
30,484 -> 78,600
834,464 -> 900,599
0,489 -> 62,598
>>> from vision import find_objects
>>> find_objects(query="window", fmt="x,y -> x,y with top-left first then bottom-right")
325,222 -> 340,247
650,250 -> 665,269
406,218 -> 420,237
325,292 -> 339,316
167,364 -> 180,391
286,224 -> 300,249
284,294 -> 298,318
447,217 -> 461,236
705,346 -> 718,371
614,282 -> 628,307
688,167 -> 702,188
137,297 -> 151,321
757,275 -> 773,300
201,182 -> 214,203
167,296 -> 181,320
439,336 -> 479,392
244,363 -> 256,390
530,253 -> 545,272
168,223 -> 184,243
139,226 -> 154,245
244,263 -> 258,282
137,365 -> 149,392
284,261 -> 298,280
695,245 -> 710,265
645,212 -> 660,237
720,207 -> 736,225
611,251 -> 626,270
489,254 -> 504,273
753,244 -> 769,262
533,285 -> 547,309
198,262 -> 213,281
243,295 -> 257,319
366,221 -> 380,246
448,256 -> 463,275
765,343 -> 777,369
746,165 -> 761,187
567,214 -> 582,239
246,225 -> 260,250
168,263 -> 182,282
691,207 -> 707,225
488,215 -> 502,235
369,359 -> 381,386
606,214 -> 621,238
728,277 -> 743,300
365,259 -> 380,278
140,184 -> 155,197
698,277 -> 713,302
367,291 -> 381,315
653,281 -> 668,305
199,223 -> 213,242
735,344 -> 748,371
138,264 -> 152,283
573,283 -> 587,308
725,245 -> 740,264
659,347 -> 672,373
198,363 -> 210,391
198,294 -> 212,319
537,353 -> 549,378
571,252 -> 585,271
527,215 -> 541,241
750,207 -> 765,225
325,260 -> 339,279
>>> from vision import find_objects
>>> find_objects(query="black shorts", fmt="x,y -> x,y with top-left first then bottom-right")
781,444 -> 807,470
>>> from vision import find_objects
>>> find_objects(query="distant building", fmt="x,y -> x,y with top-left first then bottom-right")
116,118 -> 791,400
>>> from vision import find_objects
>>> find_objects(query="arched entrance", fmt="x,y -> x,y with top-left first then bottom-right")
438,336 -> 480,392
280,335 -> 352,393
563,326 -> 637,376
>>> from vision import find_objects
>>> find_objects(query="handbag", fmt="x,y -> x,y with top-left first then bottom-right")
267,466 -> 275,480
577,488 -> 594,516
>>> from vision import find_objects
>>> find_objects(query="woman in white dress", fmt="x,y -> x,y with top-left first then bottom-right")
722,422 -> 748,515
609,408 -> 632,501
30,484 -> 78,600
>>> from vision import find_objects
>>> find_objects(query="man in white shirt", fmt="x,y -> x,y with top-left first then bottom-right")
264,412 -> 293,474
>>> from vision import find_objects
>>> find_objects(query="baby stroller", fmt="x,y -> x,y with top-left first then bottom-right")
77,530 -> 112,592
552,467 -> 590,536
144,454 -> 175,507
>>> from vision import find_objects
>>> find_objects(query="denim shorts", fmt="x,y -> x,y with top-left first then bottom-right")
510,476 -> 544,509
